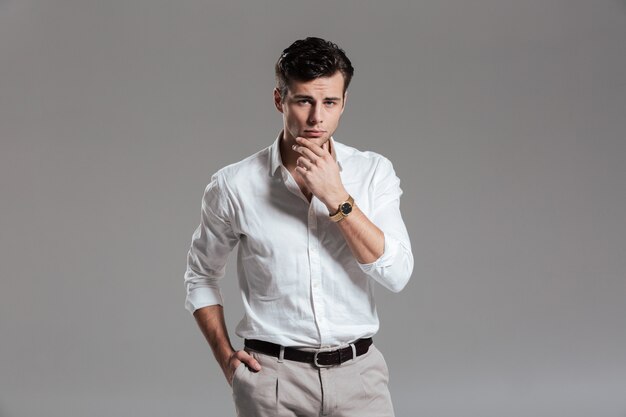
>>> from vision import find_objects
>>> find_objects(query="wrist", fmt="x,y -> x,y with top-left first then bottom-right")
325,191 -> 351,214
216,347 -> 237,368
328,194 -> 355,223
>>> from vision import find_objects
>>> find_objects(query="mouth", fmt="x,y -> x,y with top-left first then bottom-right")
304,130 -> 326,138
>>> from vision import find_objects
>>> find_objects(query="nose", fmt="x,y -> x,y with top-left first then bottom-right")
308,103 -> 323,125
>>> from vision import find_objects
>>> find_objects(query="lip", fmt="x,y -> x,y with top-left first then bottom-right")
304,130 -> 326,137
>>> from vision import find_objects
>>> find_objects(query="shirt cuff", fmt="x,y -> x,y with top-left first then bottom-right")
184,287 -> 224,314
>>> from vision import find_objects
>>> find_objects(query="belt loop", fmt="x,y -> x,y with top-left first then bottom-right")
349,342 -> 357,360
278,345 -> 285,363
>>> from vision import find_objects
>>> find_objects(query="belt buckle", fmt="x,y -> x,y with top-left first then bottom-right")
313,346 -> 336,368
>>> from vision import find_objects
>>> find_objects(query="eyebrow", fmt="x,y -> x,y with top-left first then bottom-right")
292,94 -> 342,101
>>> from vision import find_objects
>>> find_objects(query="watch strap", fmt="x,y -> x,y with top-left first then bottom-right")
329,195 -> 354,222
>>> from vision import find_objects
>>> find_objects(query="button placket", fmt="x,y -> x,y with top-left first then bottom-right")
281,168 -> 310,203
308,200 -> 327,343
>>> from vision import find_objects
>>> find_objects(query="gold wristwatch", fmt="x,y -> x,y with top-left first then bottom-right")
329,195 -> 354,222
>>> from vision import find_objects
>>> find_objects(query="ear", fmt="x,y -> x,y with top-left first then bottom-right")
273,88 -> 284,113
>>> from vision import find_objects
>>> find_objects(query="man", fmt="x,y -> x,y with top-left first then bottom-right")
184,37 -> 413,417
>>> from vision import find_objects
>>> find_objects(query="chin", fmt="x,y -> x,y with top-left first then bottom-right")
309,136 -> 330,145
298,132 -> 331,147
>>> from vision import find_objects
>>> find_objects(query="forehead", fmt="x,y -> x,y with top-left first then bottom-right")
287,71 -> 345,96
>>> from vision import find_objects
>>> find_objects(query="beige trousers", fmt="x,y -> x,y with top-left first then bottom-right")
231,343 -> 395,417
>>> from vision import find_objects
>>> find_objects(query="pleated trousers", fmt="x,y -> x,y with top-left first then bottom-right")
231,343 -> 395,417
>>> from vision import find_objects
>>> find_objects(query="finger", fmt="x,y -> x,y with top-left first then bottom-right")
227,354 -> 241,372
236,350 -> 262,371
297,156 -> 314,170
293,143 -> 319,162
295,166 -> 308,177
295,137 -> 325,157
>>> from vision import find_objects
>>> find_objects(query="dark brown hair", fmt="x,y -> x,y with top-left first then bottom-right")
275,37 -> 354,100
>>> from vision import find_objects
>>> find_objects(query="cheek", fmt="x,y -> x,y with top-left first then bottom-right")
329,111 -> 342,126
286,108 -> 305,123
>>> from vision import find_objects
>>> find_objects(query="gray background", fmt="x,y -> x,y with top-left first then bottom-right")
1,0 -> 625,416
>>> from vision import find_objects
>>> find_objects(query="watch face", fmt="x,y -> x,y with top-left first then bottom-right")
340,202 -> 352,215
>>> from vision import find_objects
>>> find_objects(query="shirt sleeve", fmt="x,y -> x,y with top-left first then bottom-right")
356,157 -> 414,292
183,171 -> 240,314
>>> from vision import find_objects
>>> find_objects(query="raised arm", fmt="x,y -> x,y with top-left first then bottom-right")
292,137 -> 414,292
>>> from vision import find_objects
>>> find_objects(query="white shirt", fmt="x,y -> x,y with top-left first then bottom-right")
184,132 -> 414,348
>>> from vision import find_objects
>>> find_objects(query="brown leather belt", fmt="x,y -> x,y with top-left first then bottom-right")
244,337 -> 373,367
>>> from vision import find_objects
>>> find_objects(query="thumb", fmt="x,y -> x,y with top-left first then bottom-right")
241,352 -> 262,371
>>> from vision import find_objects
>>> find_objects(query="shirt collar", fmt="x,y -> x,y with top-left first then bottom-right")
269,130 -> 344,177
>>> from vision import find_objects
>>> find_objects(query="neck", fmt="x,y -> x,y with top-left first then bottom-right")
279,130 -> 298,170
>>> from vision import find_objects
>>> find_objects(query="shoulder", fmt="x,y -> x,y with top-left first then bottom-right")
209,144 -> 271,194
334,139 -> 396,175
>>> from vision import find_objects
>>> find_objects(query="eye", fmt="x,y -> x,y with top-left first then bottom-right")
324,101 -> 336,107
298,99 -> 312,105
